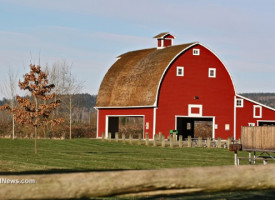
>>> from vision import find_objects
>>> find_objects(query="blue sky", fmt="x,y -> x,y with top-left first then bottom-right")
1,0 -> 275,99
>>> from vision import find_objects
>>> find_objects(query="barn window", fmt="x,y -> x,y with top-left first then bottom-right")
193,49 -> 200,55
248,123 -> 255,126
253,105 -> 262,118
236,99 -> 243,108
146,122 -> 149,129
188,104 -> 203,117
187,123 -> 192,130
225,124 -> 230,131
208,68 -> 216,78
176,66 -> 184,76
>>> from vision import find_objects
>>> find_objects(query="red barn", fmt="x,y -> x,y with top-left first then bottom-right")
95,33 -> 275,140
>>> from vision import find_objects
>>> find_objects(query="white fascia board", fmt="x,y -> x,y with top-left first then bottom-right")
236,94 -> 275,112
94,105 -> 156,109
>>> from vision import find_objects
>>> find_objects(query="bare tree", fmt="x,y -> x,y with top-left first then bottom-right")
0,67 -> 18,139
48,61 -> 83,139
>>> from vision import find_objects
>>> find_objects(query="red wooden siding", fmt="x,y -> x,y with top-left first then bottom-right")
236,98 -> 275,139
156,44 -> 235,139
163,39 -> 172,47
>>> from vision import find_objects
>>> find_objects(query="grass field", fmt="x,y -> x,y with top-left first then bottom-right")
0,138 -> 247,174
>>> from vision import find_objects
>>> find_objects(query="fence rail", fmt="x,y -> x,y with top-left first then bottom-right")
1,165 -> 275,199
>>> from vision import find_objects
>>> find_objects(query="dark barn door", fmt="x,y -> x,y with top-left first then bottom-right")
258,121 -> 275,126
177,117 -> 213,139
108,117 -> 119,138
177,118 -> 195,139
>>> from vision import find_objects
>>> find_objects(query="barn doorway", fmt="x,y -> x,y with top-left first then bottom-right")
176,117 -> 214,139
258,121 -> 275,126
106,116 -> 144,139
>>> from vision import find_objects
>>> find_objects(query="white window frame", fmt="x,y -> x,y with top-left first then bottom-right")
176,66 -> 184,76
236,99 -> 244,108
248,123 -> 255,126
188,104 -> 203,117
225,124 -> 230,131
253,105 -> 262,118
193,49 -> 200,55
208,68 -> 216,78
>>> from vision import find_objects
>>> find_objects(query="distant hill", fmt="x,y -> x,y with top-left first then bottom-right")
0,93 -> 97,109
240,93 -> 275,108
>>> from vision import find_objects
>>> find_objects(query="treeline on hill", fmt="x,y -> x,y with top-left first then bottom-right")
0,93 -> 97,139
240,93 -> 275,108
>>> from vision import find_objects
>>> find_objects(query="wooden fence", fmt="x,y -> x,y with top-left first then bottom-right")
242,126 -> 275,151
1,165 -> 275,199
102,132 -> 238,149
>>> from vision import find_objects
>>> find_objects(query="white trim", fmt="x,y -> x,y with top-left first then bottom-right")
153,107 -> 156,138
188,104 -> 203,117
257,120 -> 275,126
193,48 -> 200,55
105,115 -> 145,139
105,115 -> 109,139
94,105 -> 155,109
236,94 -> 275,112
96,109 -> 99,138
212,117 -> 216,138
236,98 -> 244,108
175,115 -> 215,139
208,68 -> 216,78
253,105 -> 262,118
154,42 -> 237,106
233,96 -> 236,140
176,66 -> 184,76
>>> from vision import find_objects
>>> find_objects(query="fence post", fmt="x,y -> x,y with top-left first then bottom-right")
227,138 -> 232,150
102,132 -> 105,141
173,132 -> 177,143
198,137 -> 202,147
145,132 -> 149,146
187,136 -> 192,148
108,132 -> 112,142
179,135 -> 183,148
138,133 -> 142,145
122,133 -> 125,144
162,136 -> 165,148
238,138 -> 242,144
217,137 -> 221,148
115,132 -> 119,142
159,132 -> 162,141
153,136 -> 157,147
170,135 -> 174,148
207,137 -> 211,148
129,134 -> 132,144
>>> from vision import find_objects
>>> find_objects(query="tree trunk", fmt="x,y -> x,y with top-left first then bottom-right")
12,114 -> 15,140
43,99 -> 47,138
11,100 -> 15,140
35,97 -> 38,154
69,95 -> 72,140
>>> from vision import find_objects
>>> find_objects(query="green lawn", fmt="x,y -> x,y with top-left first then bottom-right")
0,138 -> 246,174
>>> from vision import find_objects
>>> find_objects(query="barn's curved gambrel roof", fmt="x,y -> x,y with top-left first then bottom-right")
96,42 -> 235,108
